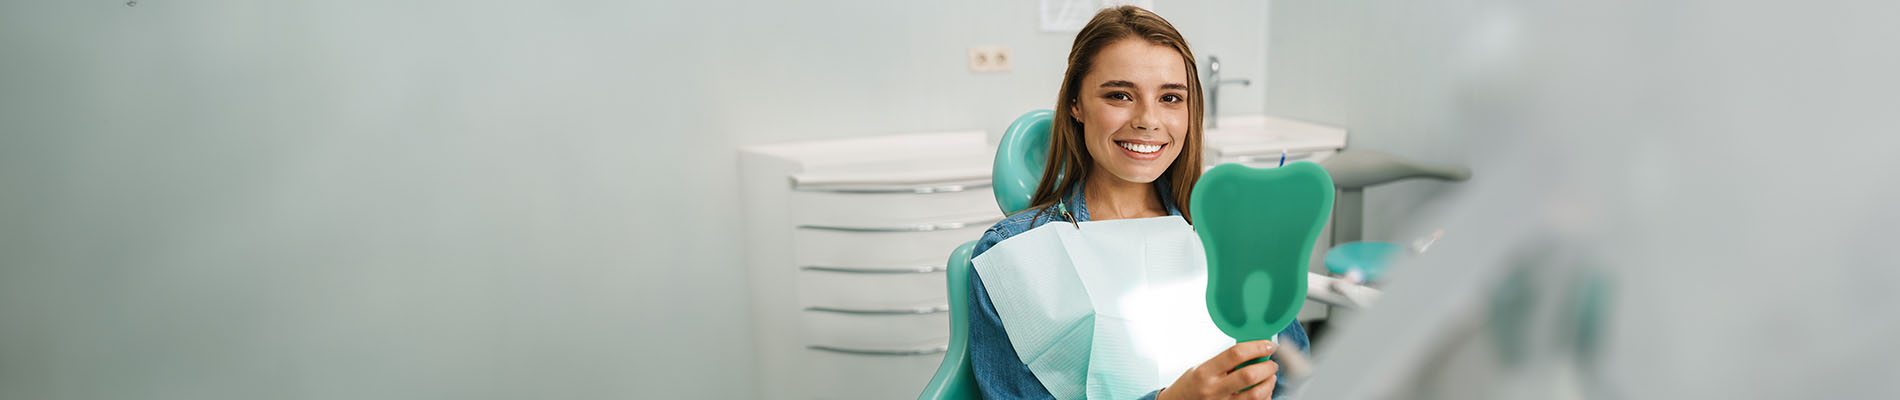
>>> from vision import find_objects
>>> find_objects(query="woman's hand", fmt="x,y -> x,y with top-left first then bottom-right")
1158,340 -> 1279,400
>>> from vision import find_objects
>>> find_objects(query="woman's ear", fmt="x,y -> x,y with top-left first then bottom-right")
1070,100 -> 1084,123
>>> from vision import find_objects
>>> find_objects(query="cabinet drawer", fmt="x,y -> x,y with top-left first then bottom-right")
797,268 -> 947,310
802,308 -> 949,350
801,345 -> 944,399
790,184 -> 999,229
793,226 -> 988,271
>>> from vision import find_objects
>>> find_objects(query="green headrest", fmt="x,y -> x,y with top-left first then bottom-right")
993,110 -> 1054,215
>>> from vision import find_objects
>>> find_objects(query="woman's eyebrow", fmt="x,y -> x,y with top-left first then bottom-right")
1098,80 -> 1190,91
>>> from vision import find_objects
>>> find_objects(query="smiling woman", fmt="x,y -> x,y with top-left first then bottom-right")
1030,5 -> 1205,223
1069,38 -> 1196,221
966,6 -> 1311,400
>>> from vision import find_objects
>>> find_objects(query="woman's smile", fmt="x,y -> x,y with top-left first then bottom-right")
1115,139 -> 1168,160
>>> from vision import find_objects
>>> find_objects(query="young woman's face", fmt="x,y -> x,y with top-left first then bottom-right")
1071,38 -> 1191,185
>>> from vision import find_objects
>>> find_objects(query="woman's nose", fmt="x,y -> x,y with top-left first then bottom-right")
1131,102 -> 1161,131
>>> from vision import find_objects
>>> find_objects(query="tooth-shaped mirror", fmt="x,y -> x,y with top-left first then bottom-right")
1191,162 -> 1335,359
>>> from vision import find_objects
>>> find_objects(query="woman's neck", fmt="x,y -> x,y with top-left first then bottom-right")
1082,169 -> 1166,221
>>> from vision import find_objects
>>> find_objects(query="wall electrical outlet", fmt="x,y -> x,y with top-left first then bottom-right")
968,46 -> 1012,73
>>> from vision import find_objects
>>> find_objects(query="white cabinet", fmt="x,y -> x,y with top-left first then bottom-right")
739,131 -> 1000,400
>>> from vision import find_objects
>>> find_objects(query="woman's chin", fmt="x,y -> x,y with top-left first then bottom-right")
1102,169 -> 1168,184
1089,152 -> 1178,184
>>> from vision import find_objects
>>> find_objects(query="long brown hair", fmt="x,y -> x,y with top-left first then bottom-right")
1027,5 -> 1204,222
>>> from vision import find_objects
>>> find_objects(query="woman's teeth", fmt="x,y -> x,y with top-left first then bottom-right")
1118,141 -> 1163,154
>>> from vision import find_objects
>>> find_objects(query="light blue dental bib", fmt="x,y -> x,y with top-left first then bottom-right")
972,216 -> 1237,400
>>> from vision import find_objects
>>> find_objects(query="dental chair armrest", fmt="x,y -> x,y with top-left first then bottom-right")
1307,272 -> 1383,308
1319,150 -> 1472,189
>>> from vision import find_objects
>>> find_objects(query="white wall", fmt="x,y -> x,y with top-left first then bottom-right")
0,1 -> 1272,399
1262,0 -> 1483,241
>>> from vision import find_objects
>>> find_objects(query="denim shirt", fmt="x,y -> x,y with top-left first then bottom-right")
968,180 -> 1312,400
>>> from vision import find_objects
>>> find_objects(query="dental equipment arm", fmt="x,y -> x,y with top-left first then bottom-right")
1319,150 -> 1472,245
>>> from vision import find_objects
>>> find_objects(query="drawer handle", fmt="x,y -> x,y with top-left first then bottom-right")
806,305 -> 950,315
799,216 -> 1002,232
801,265 -> 946,274
795,181 -> 991,194
808,344 -> 950,356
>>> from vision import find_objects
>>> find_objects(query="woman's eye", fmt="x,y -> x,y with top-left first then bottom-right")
1105,92 -> 1132,101
1161,94 -> 1183,103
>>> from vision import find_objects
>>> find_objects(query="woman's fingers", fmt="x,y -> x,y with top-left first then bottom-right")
1218,359 -> 1279,396
1242,371 -> 1279,400
1166,341 -> 1281,399
1210,340 -> 1276,371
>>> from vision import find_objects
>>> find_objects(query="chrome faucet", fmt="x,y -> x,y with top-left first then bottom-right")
1204,55 -> 1251,130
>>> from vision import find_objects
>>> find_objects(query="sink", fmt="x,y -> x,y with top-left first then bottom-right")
1202,115 -> 1349,167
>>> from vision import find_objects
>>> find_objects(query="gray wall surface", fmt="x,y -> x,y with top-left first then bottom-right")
1265,0 -> 1900,398
0,1 -> 1273,399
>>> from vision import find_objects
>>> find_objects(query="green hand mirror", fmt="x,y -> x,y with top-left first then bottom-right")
1191,162 -> 1335,366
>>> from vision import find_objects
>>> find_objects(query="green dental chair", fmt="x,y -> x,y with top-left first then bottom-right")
917,110 -> 1053,400
917,241 -> 981,400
